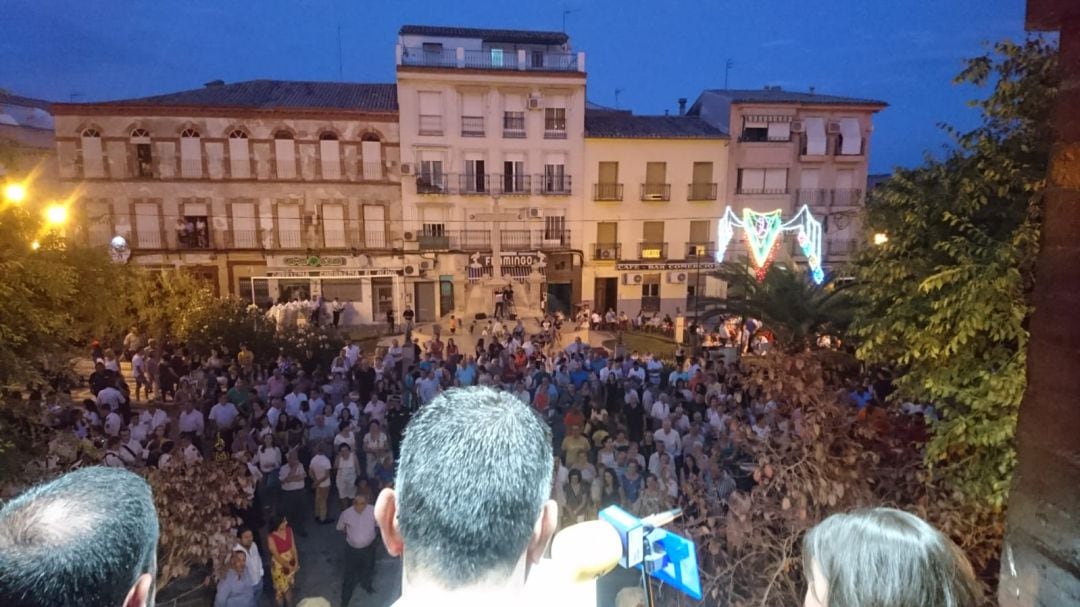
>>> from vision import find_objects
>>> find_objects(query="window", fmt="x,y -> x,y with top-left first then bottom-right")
597,222 -> 617,245
363,205 -> 387,248
742,117 -> 791,142
503,159 -> 526,193
802,117 -> 827,155
461,92 -> 485,136
643,162 -> 668,200
360,133 -> 382,180
177,214 -> 210,249
641,274 -> 661,312
737,168 -> 788,194
544,215 -> 566,241
689,220 -> 711,256
238,277 -> 271,307
531,50 -> 545,68
319,132 -> 341,180
544,107 -> 567,138
837,118 -> 863,155
80,128 -> 104,178
85,199 -> 113,247
642,221 -> 666,260
418,91 -> 443,135
130,129 -> 153,178
321,201 -> 346,247
544,162 -> 567,194
418,159 -> 445,193
180,128 -> 201,178
503,94 -> 526,137
228,130 -> 251,179
230,199 -> 259,248
595,161 -> 621,200
490,48 -> 504,67
277,202 -> 302,248
690,161 -> 716,200
464,158 -> 487,194
274,130 -> 296,179
133,200 -> 161,248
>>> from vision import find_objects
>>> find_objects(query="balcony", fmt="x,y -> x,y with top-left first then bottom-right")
538,174 -> 572,196
419,233 -> 451,250
459,173 -> 491,195
179,159 -> 203,179
135,230 -> 164,250
503,114 -> 526,138
686,242 -> 715,258
738,186 -> 788,195
501,229 -> 572,250
496,174 -> 531,196
738,130 -> 792,143
359,162 -> 385,181
593,183 -> 624,201
418,230 -> 492,251
176,227 -> 211,250
638,242 -> 668,260
640,183 -> 671,201
688,182 -> 718,201
544,128 -> 568,140
827,238 -> 860,256
461,116 -> 485,137
832,188 -> 863,207
591,243 -> 621,261
231,229 -> 262,249
794,188 -> 864,208
416,174 -> 449,195
277,229 -> 306,249
363,230 -> 389,249
399,45 -> 583,73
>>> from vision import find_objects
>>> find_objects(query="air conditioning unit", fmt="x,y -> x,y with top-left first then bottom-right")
527,208 -> 543,219
403,265 -> 417,276
400,163 -> 413,175
790,120 -> 805,133
622,273 -> 644,285
419,260 -> 432,271
403,231 -> 417,242
596,246 -> 616,260
643,193 -> 665,201
667,271 -> 688,284
527,95 -> 542,110
827,121 -> 841,134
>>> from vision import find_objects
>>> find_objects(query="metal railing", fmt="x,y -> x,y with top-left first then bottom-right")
176,228 -> 211,249
795,188 -> 864,207
686,242 -> 715,258
591,243 -> 621,261
641,295 -> 661,313
401,46 -> 457,67
496,174 -> 531,195
538,174 -> 572,195
688,182 -> 718,201
359,162 -> 385,181
135,231 -> 163,249
738,130 -> 792,143
459,173 -> 491,195
640,183 -> 671,201
451,230 -> 492,250
363,230 -> 388,249
231,229 -> 262,249
832,188 -> 863,206
827,239 -> 860,255
416,174 -> 449,194
544,128 -> 568,139
320,160 -> 343,180
501,229 -> 572,250
463,48 -> 519,69
738,186 -> 788,195
400,46 -> 580,72
419,233 -> 451,250
179,159 -> 203,179
503,113 -> 525,137
461,116 -> 485,137
277,229 -> 306,249
638,242 -> 668,260
593,183 -> 623,201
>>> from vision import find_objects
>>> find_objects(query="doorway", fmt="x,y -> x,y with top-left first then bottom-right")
439,277 -> 455,318
594,277 -> 618,314
547,282 -> 572,315
372,278 -> 393,320
414,281 -> 437,322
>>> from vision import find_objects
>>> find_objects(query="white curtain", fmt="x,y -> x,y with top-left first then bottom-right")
804,117 -> 826,155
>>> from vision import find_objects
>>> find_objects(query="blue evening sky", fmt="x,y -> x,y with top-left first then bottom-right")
2,0 -> 1028,172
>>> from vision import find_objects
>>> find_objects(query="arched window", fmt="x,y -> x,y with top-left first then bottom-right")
80,128 -> 104,177
360,132 -> 382,180
130,129 -> 153,178
180,128 -> 202,178
274,130 -> 296,179
227,129 -> 250,178
319,132 -> 341,180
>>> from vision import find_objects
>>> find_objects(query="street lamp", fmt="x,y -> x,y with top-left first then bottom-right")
4,183 -> 27,204
44,204 -> 68,226
873,232 -> 888,246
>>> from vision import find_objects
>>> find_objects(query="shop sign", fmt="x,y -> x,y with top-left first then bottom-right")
282,255 -> 348,267
469,251 -> 545,268
615,261 -> 721,271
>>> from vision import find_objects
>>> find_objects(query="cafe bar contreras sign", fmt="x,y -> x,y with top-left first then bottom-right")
615,260 -> 721,271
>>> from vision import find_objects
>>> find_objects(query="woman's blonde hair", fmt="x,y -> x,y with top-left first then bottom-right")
803,507 -> 981,607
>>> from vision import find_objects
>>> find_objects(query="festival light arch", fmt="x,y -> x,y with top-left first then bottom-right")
715,205 -> 825,284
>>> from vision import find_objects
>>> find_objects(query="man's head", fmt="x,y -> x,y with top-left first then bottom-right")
230,549 -> 246,573
0,467 -> 159,607
353,493 -> 368,512
375,386 -> 556,592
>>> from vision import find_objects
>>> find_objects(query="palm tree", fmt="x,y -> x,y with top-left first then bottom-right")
695,264 -> 854,350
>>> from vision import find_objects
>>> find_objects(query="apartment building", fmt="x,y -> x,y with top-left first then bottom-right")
1,91 -> 61,201
583,109 -> 730,317
50,80 -> 404,324
394,25 -> 587,320
689,88 -> 886,265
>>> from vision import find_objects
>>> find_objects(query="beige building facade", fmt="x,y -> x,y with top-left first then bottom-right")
689,88 -> 886,267
51,80 -> 405,324
394,25 -> 587,321
582,110 -> 730,317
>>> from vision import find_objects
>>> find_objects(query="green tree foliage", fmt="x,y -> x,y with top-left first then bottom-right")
852,37 -> 1056,510
698,264 -> 854,350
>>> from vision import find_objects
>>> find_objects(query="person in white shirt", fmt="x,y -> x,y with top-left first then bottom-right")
140,401 -> 169,433
337,493 -> 379,603
278,449 -> 307,536
654,418 -> 683,457
309,444 -> 333,524
209,395 -> 240,433
672,406 -> 691,433
104,409 -> 123,437
649,393 -> 671,426
363,395 -> 386,426
117,427 -> 144,467
178,401 -> 205,438
96,385 -> 124,412
345,341 -> 361,368
648,441 -> 669,477
235,527 -> 264,604
131,349 -> 151,401
284,386 -> 307,419
256,434 -> 282,478
103,437 -> 126,468
179,436 -> 202,465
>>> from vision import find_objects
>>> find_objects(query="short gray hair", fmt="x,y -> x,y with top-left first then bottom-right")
803,507 -> 980,607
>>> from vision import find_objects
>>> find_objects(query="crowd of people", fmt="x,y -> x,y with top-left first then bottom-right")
29,302 -> 923,607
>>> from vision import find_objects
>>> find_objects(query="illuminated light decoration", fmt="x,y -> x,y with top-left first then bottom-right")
716,204 -> 825,284
4,183 -> 27,203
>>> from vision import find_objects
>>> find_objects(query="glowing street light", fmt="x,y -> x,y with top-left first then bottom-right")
873,232 -> 889,246
44,204 -> 68,226
30,240 -> 40,251
4,183 -> 27,204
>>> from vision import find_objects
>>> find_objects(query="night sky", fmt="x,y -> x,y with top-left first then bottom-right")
3,0 -> 1030,172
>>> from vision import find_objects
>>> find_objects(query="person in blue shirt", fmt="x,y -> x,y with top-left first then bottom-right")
569,365 -> 590,390
456,357 -> 477,386
215,549 -> 255,607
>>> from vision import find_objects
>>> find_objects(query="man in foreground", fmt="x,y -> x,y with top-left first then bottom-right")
0,466 -> 160,607
374,386 -> 558,606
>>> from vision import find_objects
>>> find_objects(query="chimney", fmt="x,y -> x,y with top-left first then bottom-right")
204,79 -> 225,88
678,97 -> 687,115
809,85 -> 816,94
